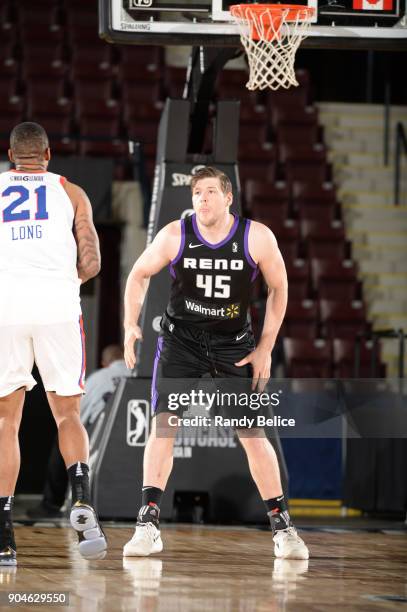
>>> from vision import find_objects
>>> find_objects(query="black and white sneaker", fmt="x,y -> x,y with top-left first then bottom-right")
70,502 -> 107,560
0,523 -> 17,566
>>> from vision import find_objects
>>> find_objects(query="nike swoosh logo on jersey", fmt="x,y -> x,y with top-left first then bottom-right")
236,332 -> 247,341
189,243 -> 204,248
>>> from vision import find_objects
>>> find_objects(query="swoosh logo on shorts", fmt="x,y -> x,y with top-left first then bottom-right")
236,332 -> 247,341
189,243 -> 204,248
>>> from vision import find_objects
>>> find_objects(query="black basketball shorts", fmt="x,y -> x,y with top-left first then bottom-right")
151,313 -> 256,416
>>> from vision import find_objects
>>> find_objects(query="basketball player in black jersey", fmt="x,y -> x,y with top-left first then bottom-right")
123,166 -> 309,560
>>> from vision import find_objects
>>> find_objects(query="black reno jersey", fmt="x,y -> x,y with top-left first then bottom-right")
166,213 -> 259,332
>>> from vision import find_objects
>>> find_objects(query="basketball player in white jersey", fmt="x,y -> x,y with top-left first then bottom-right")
0,122 -> 107,565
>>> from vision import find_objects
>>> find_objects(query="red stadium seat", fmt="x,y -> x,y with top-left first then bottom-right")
270,104 -> 318,129
311,259 -> 361,302
27,96 -> 72,118
285,158 -> 330,185
297,201 -> 340,223
268,85 -> 309,110
286,259 -> 311,300
311,259 -> 361,301
333,338 -> 386,378
239,145 -> 276,186
269,219 -> 301,260
282,299 -> 319,339
34,116 -> 76,154
78,116 -> 126,156
292,180 -> 337,204
283,337 -> 333,377
0,75 -> 17,98
0,40 -> 17,77
126,118 -> 158,145
122,101 -> 161,124
276,123 -> 320,146
301,220 -> 349,259
245,180 -> 290,211
320,300 -> 370,338
70,44 -> 114,78
118,46 -> 162,81
74,78 -> 113,102
121,80 -> 164,108
278,143 -> 327,164
25,77 -> 66,100
251,201 -> 290,226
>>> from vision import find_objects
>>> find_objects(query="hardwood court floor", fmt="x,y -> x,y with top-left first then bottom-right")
0,524 -> 406,611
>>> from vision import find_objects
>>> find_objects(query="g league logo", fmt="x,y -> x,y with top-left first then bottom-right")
127,400 -> 149,446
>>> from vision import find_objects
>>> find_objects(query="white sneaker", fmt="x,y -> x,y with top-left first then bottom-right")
273,527 -> 309,560
123,523 -> 163,557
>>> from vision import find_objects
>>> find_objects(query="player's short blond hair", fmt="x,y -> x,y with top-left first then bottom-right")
190,166 -> 232,196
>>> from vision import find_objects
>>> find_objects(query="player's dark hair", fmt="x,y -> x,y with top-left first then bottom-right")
190,166 -> 232,195
10,122 -> 49,155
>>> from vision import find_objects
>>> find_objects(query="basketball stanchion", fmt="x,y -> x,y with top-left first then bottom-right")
229,4 -> 315,90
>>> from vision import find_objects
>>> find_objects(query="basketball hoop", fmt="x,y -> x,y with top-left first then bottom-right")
229,4 -> 315,91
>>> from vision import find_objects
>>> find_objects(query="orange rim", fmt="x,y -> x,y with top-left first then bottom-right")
230,3 -> 314,22
230,4 -> 314,41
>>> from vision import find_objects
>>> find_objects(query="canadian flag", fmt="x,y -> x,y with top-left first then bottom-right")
353,0 -> 392,9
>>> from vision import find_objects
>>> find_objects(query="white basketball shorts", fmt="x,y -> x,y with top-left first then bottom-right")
0,316 -> 86,397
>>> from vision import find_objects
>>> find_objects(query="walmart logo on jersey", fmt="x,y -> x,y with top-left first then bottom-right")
185,297 -> 240,320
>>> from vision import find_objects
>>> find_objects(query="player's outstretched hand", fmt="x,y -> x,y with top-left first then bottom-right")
124,325 -> 143,369
235,347 -> 271,392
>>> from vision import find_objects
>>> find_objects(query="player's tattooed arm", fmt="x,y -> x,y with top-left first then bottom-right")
65,181 -> 101,284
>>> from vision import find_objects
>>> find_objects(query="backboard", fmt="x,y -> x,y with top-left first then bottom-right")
99,0 -> 407,48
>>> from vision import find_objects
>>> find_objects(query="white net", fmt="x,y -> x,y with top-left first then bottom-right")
230,4 -> 314,91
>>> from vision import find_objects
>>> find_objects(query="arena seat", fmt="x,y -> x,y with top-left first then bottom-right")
311,259 -> 361,301
292,180 -> 337,204
268,84 -> 309,110
270,104 -> 318,128
282,299 -> 319,339
25,77 -> 66,100
27,95 -> 72,118
283,337 -> 333,377
301,220 -> 349,259
71,43 -> 114,79
121,80 -> 164,108
276,123 -> 320,146
333,338 -> 386,378
0,40 -> 17,77
245,180 -> 290,213
285,158 -> 330,185
0,75 -> 18,98
36,116 -> 76,154
296,201 -> 340,223
320,299 -> 370,338
285,259 -> 311,300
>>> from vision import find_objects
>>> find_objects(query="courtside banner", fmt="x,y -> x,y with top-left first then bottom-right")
152,378 -> 407,439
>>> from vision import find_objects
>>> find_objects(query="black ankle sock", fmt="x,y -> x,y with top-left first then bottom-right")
141,486 -> 163,508
264,494 -> 288,515
0,496 -> 16,550
67,462 -> 91,506
264,495 -> 291,532
0,496 -> 13,523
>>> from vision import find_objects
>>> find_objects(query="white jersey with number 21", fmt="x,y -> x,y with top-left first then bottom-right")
0,170 -> 81,325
